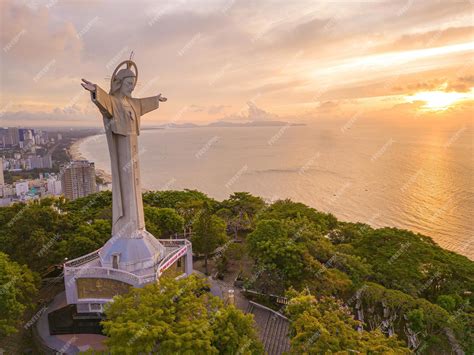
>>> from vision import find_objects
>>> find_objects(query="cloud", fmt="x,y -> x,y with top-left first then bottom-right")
0,0 -> 82,72
302,100 -> 344,120
189,105 -> 205,112
207,105 -> 230,115
317,101 -> 339,111
405,79 -> 447,92
451,75 -> 474,92
399,76 -> 474,94
246,102 -> 279,121
0,109 -> 93,127
1,0 -> 473,126
189,104 -> 230,115
220,102 -> 279,122
374,26 -> 474,54
459,75 -> 474,84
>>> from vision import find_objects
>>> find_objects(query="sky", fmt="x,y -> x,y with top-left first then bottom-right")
0,0 -> 473,127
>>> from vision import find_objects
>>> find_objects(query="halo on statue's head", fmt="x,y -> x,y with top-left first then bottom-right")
109,60 -> 139,95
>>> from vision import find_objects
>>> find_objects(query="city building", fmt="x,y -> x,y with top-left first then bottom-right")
1,185 -> 15,197
27,154 -> 52,169
0,127 -> 20,147
8,127 -> 20,146
47,176 -> 62,195
60,160 -> 97,200
15,180 -> 29,196
18,128 -> 34,143
0,157 -> 4,186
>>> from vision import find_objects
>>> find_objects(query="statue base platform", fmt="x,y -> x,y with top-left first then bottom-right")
63,235 -> 192,313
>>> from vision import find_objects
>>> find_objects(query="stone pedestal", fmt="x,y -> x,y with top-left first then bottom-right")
64,236 -> 192,313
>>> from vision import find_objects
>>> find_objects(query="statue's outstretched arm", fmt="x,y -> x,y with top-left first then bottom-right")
81,79 -> 113,118
138,94 -> 167,116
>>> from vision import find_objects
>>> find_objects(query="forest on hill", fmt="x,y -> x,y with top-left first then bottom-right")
0,190 -> 472,353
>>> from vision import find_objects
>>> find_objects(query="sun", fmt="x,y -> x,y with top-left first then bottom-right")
406,85 -> 474,111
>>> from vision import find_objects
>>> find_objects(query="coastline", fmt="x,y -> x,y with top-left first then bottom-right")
68,135 -> 112,185
70,129 -> 472,260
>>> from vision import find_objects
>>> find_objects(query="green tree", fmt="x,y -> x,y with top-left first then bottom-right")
143,190 -> 216,236
256,199 -> 337,234
211,303 -> 264,354
63,191 -> 113,221
0,252 -> 39,336
436,295 -> 457,312
285,289 -> 410,354
102,275 -> 263,354
359,282 -> 457,353
0,201 -> 69,272
145,207 -> 185,237
247,219 -> 306,284
67,219 -> 111,259
246,217 -> 355,295
220,192 -> 266,238
177,199 -> 208,236
192,203 -> 228,275
143,189 -> 213,209
348,227 -> 474,302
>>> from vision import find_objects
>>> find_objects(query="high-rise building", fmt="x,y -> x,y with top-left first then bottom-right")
60,160 -> 96,200
19,128 -> 27,142
43,154 -> 52,169
0,158 -> 4,186
0,127 -> 20,147
0,128 -> 7,148
47,176 -> 62,196
27,154 -> 53,169
8,127 -> 20,146
28,155 -> 43,169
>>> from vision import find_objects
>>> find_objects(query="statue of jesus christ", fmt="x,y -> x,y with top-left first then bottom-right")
81,60 -> 167,239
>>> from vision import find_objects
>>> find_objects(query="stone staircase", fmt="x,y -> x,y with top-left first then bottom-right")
245,301 -> 291,355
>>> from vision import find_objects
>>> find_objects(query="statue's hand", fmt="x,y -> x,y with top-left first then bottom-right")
157,93 -> 167,102
81,78 -> 96,92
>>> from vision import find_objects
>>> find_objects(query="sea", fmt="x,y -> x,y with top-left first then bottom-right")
79,120 -> 473,259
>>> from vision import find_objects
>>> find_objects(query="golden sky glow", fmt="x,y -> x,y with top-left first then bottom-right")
406,85 -> 474,111
0,0 -> 473,126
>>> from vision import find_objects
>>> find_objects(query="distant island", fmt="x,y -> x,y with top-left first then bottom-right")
142,120 -> 306,130
206,120 -> 306,127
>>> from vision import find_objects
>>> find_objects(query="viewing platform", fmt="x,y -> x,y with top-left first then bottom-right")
64,238 -> 192,313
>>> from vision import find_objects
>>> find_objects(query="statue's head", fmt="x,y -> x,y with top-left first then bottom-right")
110,68 -> 136,97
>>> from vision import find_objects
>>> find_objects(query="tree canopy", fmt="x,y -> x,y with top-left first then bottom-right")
102,275 -> 264,354
285,289 -> 410,354
144,206 -> 185,237
191,202 -> 228,274
0,252 -> 39,336
0,190 -> 472,353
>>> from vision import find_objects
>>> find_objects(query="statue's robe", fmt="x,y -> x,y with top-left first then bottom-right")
91,86 -> 160,238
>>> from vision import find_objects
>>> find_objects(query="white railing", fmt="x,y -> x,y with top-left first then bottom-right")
156,241 -> 190,277
64,265 -> 142,285
64,239 -> 191,287
159,239 -> 189,248
65,249 -> 100,267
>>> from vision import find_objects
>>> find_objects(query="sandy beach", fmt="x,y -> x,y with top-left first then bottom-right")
68,135 -> 112,185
